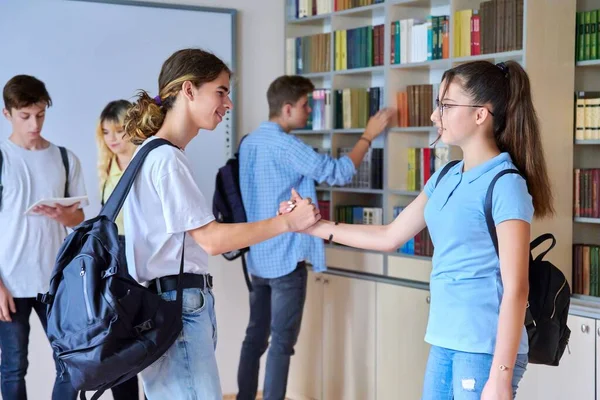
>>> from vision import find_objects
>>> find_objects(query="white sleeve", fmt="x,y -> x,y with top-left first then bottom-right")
66,149 -> 89,208
154,158 -> 215,234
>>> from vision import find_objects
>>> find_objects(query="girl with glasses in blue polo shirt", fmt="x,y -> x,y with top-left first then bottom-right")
292,59 -> 554,400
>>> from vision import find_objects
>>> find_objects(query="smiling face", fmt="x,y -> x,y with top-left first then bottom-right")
186,70 -> 233,131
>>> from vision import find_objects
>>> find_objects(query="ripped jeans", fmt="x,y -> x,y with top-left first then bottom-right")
422,345 -> 527,399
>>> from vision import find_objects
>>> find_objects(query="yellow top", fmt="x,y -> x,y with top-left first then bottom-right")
102,157 -> 125,235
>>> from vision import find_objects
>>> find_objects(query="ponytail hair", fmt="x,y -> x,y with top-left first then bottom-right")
440,60 -> 554,219
124,48 -> 232,145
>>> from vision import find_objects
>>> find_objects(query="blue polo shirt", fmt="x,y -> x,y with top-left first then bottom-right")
423,152 -> 534,355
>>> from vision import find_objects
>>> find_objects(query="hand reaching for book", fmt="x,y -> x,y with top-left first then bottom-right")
363,107 -> 395,140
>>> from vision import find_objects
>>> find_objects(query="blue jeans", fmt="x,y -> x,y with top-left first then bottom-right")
140,287 -> 221,400
237,263 -> 307,400
422,345 -> 528,399
0,297 -> 77,400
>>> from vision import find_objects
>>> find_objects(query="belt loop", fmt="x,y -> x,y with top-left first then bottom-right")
155,278 -> 163,295
203,274 -> 207,289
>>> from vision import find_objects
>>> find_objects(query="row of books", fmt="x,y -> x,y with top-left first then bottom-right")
305,89 -> 332,130
335,25 -> 385,70
334,87 -> 383,130
289,0 -> 385,18
391,17 -> 449,64
574,169 -> 600,219
287,0 -> 332,19
573,244 -> 600,297
286,33 -> 331,75
407,147 -> 451,192
576,9 -> 600,62
396,84 -> 439,128
337,147 -> 384,189
394,207 -> 434,257
455,0 -> 523,58
335,0 -> 383,12
335,206 -> 383,225
575,92 -> 600,141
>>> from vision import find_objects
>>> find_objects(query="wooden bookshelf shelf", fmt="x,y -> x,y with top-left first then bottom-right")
291,129 -> 331,135
333,66 -> 385,76
575,139 -> 600,145
574,217 -> 600,225
576,59 -> 600,68
390,59 -> 451,70
299,72 -> 331,79
389,189 -> 420,196
452,50 -> 524,64
389,127 -> 436,133
330,187 -> 384,194
332,128 -> 364,134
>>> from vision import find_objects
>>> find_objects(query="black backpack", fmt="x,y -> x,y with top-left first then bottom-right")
436,161 -> 571,366
37,138 -> 187,400
212,134 -> 252,291
0,145 -> 69,210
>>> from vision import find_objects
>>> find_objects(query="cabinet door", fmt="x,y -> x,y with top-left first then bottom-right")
516,315 -> 595,399
376,283 -> 431,400
287,271 -> 324,400
322,275 -> 377,400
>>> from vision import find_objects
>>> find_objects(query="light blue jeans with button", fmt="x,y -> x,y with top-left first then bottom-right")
140,287 -> 222,400
422,345 -> 528,400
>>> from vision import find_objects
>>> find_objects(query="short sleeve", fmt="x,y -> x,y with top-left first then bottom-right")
491,173 -> 534,225
66,150 -> 89,208
154,153 -> 215,234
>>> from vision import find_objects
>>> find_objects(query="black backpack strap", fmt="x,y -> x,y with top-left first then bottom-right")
100,138 -> 174,222
435,160 -> 461,187
0,149 -> 4,211
59,146 -> 70,197
241,253 -> 253,292
530,233 -> 556,262
484,169 -> 523,256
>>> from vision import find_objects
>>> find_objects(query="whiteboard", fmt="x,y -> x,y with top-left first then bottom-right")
0,0 -> 237,217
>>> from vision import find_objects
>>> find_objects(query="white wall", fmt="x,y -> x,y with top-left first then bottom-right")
7,0 -> 285,398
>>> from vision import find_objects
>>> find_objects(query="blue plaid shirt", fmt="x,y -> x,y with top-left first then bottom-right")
239,121 -> 356,278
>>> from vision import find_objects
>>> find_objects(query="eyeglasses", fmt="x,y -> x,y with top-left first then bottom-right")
435,99 -> 495,118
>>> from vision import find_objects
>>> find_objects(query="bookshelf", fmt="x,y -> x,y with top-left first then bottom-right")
284,0 -> 576,284
572,0 -> 600,301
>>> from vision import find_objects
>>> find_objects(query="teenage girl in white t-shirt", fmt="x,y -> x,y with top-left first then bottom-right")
121,48 -> 320,400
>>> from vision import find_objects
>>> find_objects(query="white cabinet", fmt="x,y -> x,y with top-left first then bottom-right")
289,273 -> 378,400
376,283 -> 431,400
322,275 -> 377,400
516,314 -> 595,400
288,273 -> 432,400
287,272 -> 324,400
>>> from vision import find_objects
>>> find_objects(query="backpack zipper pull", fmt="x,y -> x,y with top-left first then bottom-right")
80,266 -> 85,276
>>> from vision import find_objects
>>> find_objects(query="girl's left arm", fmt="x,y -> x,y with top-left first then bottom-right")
488,219 -> 530,387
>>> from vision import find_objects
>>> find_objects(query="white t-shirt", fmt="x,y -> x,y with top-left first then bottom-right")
123,136 -> 215,284
0,139 -> 88,298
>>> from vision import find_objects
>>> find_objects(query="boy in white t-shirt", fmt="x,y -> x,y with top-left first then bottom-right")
0,75 -> 88,400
